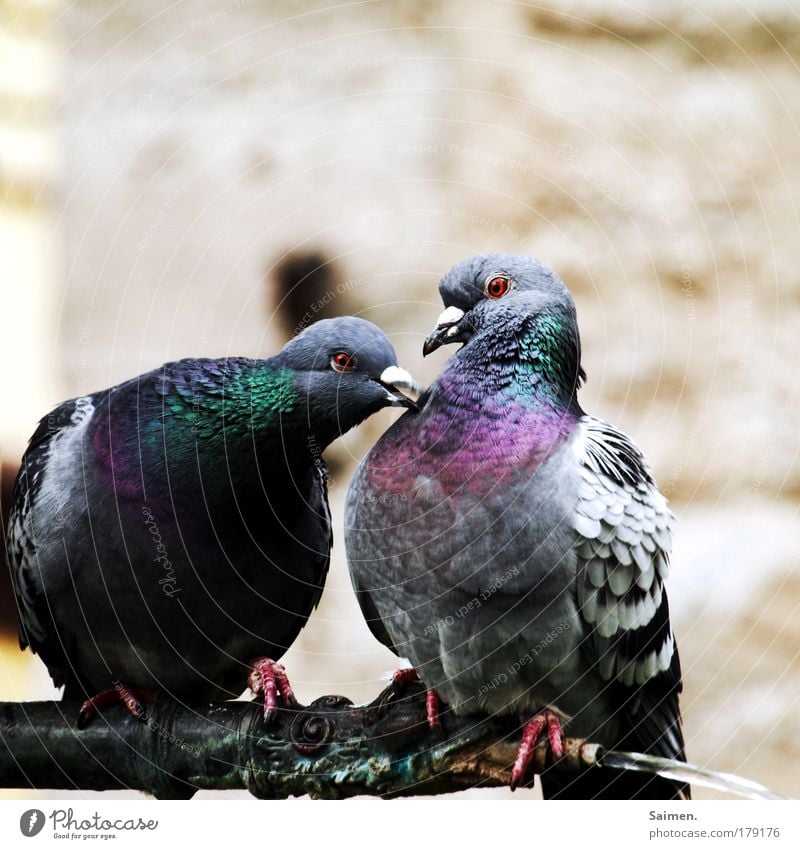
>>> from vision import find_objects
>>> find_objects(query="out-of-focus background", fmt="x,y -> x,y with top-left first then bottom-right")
2,0 -> 799,800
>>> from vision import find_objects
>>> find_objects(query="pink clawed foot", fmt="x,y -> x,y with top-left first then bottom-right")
77,683 -> 154,729
425,688 -> 441,730
510,709 -> 565,789
248,658 -> 297,723
391,667 -> 441,730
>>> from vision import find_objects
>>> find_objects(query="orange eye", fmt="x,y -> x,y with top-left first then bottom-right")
330,352 -> 354,373
486,276 -> 510,298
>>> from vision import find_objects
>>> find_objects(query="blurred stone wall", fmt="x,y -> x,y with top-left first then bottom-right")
54,0 -> 800,501
4,0 -> 799,798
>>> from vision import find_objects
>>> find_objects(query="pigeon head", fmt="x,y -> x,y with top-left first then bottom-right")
423,253 -> 585,396
276,317 -> 419,442
423,253 -> 576,355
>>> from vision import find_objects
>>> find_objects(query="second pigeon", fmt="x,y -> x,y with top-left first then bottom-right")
346,254 -> 688,799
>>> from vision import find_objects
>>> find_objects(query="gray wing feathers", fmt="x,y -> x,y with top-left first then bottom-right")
574,417 -> 676,688
6,397 -> 93,655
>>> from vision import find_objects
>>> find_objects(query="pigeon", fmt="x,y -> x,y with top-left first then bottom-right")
7,317 -> 417,725
345,254 -> 689,799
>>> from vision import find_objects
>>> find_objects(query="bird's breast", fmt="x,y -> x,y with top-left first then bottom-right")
366,398 -> 576,501
356,399 -> 581,603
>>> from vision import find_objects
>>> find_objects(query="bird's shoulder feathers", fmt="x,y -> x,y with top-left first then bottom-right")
571,416 -> 687,769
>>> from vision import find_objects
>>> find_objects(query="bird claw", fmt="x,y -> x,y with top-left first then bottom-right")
510,709 -> 565,790
390,667 -> 441,730
77,683 -> 154,729
248,658 -> 297,723
426,688 -> 441,730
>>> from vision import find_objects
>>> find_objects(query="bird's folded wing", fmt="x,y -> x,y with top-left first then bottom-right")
573,416 -> 686,763
6,397 -> 92,661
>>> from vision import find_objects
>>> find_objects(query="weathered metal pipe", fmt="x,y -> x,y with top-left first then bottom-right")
0,684 -> 600,799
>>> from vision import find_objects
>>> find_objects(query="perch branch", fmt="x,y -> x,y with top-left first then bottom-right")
0,683 -> 602,798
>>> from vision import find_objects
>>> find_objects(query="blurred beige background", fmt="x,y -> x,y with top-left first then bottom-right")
1,0 -> 799,800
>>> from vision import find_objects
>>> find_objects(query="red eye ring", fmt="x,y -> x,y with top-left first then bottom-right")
330,352 -> 354,373
486,276 -> 510,298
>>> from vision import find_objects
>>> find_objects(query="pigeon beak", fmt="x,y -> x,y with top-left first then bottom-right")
378,366 -> 421,411
422,306 -> 467,356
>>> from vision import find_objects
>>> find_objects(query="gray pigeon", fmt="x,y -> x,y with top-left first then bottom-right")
7,317 -> 417,725
345,254 -> 689,799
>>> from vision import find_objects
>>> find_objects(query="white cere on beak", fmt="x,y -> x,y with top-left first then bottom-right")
380,366 -> 421,394
435,306 -> 465,328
